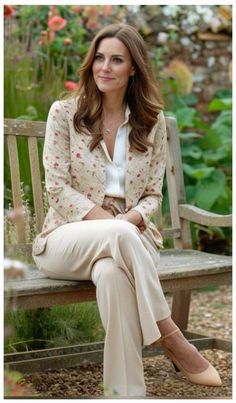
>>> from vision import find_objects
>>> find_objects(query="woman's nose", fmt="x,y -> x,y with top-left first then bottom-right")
101,59 -> 111,71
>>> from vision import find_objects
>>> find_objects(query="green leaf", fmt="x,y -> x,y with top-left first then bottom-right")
202,148 -> 228,164
181,144 -> 202,159
183,163 -> 215,180
194,173 -> 227,210
215,89 -> 232,99
176,107 -> 197,129
181,93 -> 198,106
179,131 -> 202,140
208,98 -> 232,111
199,130 -> 221,149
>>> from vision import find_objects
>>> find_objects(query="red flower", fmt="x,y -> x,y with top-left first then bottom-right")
65,81 -> 80,91
48,16 -> 67,31
4,5 -> 15,18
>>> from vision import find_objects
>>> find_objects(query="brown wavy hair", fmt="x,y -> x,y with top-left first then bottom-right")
73,23 -> 163,152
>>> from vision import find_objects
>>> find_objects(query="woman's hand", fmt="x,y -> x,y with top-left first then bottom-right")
118,210 -> 147,233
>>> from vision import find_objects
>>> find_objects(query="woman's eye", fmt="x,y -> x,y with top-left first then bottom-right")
113,58 -> 122,63
95,54 -> 103,60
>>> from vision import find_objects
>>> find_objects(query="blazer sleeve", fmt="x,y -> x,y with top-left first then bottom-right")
43,100 -> 96,221
131,111 -> 167,224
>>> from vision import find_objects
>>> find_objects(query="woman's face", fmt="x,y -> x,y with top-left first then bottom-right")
92,37 -> 135,97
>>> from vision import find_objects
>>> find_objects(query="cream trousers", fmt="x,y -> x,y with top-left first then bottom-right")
33,219 -> 171,397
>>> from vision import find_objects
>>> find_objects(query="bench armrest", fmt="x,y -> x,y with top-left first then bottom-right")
179,204 -> 232,227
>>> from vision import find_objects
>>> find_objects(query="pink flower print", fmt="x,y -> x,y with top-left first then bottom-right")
76,152 -> 81,158
54,162 -> 59,167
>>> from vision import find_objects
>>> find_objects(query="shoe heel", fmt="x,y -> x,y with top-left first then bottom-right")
172,361 -> 181,372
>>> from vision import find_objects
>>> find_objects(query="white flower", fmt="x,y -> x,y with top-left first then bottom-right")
186,13 -> 200,25
162,5 -> 180,18
180,37 -> 191,47
210,17 -> 222,33
157,32 -> 168,44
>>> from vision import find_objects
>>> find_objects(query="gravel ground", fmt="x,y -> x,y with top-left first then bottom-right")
22,285 -> 232,399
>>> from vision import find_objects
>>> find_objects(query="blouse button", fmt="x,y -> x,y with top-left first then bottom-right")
125,208 -> 129,212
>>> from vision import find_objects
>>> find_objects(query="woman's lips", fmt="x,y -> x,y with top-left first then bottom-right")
99,76 -> 114,81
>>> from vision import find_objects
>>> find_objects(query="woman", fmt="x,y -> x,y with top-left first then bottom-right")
33,23 -> 221,397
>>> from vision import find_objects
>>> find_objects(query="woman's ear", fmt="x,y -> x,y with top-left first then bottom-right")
130,65 -> 135,77
130,67 -> 135,77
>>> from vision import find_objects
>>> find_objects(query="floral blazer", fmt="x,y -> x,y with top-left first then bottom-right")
32,98 -> 167,255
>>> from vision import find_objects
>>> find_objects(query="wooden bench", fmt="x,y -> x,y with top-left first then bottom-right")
4,116 -> 232,373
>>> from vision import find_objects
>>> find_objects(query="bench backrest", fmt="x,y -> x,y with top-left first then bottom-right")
4,116 -> 191,259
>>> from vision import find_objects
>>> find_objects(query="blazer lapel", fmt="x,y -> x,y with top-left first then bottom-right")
125,135 -> 151,207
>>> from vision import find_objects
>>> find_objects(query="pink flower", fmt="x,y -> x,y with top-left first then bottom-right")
65,81 -> 80,91
86,19 -> 101,30
4,5 -> 15,18
103,5 -> 112,17
48,16 -> 67,32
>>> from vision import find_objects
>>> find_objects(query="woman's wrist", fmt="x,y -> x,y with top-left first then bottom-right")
121,210 -> 143,225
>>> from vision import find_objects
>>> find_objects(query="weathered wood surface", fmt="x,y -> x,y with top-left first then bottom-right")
4,119 -> 46,137
5,249 -> 232,310
179,204 -> 232,227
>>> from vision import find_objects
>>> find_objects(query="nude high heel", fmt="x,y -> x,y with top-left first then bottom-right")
157,328 -> 222,387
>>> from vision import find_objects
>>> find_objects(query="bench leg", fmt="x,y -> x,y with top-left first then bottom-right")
171,290 -> 191,330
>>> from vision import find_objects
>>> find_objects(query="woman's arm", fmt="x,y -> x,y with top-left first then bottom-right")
44,101 -> 112,222
131,111 -> 167,225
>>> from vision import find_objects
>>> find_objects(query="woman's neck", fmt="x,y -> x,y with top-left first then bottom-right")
102,93 -> 126,117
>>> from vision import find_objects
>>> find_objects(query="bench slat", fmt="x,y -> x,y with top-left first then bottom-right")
28,137 -> 45,232
4,119 -> 46,137
6,135 -> 26,243
5,249 -> 232,300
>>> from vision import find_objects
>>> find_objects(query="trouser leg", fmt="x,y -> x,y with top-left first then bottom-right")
91,257 -> 146,398
34,220 -> 170,346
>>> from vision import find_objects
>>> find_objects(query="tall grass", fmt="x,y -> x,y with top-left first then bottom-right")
5,303 -> 104,353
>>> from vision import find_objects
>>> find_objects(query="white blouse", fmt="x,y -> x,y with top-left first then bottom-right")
100,107 -> 130,198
